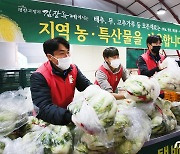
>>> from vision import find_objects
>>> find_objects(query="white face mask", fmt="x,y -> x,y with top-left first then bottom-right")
56,56 -> 72,70
110,59 -> 121,68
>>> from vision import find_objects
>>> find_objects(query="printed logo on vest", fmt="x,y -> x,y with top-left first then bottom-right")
116,76 -> 118,81
69,75 -> 74,84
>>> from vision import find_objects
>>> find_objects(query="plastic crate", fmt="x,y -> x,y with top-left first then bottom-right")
20,68 -> 37,88
0,68 -> 37,93
164,90 -> 180,102
0,70 -> 21,93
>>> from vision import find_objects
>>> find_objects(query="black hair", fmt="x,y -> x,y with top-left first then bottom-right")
103,47 -> 119,58
146,35 -> 162,47
43,37 -> 70,55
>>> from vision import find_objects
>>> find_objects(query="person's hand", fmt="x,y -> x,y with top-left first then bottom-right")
158,62 -> 167,71
112,90 -> 126,100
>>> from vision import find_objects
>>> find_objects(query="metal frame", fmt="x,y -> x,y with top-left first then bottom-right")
135,0 -> 160,20
158,0 -> 180,24
102,0 -> 136,16
102,0 -> 180,24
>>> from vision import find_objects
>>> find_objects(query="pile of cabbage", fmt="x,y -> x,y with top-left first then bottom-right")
0,84 -> 179,154
150,98 -> 177,135
123,74 -> 178,135
123,75 -> 160,102
154,57 -> 180,92
0,88 -> 38,137
69,85 -> 151,154
73,101 -> 151,154
118,98 -> 178,136
0,117 -> 73,154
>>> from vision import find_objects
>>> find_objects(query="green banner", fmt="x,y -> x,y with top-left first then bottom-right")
0,0 -> 180,49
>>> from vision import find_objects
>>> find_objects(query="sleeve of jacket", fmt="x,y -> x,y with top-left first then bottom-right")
30,72 -> 72,125
121,65 -> 129,81
75,65 -> 92,91
95,69 -> 113,93
137,56 -> 159,77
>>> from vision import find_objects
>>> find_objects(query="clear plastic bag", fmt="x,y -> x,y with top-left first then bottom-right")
154,57 -> 180,92
72,101 -> 104,135
0,137 -> 44,154
124,75 -> 160,102
151,98 -> 177,135
170,102 -> 180,125
68,85 -> 117,130
0,88 -> 39,137
114,106 -> 151,154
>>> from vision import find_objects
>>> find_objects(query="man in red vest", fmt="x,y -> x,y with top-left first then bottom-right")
137,35 -> 165,77
94,47 -> 129,100
30,37 -> 91,125
137,35 -> 166,98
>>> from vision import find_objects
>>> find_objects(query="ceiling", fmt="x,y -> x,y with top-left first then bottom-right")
102,0 -> 180,24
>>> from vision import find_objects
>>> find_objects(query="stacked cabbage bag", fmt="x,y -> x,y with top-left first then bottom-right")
0,117 -> 73,154
70,85 -> 152,154
123,75 -> 178,135
150,98 -> 177,135
154,57 -> 180,92
123,75 -> 160,102
0,88 -> 38,137
110,104 -> 151,154
69,85 -> 118,153
73,104 -> 151,154
170,102 -> 180,125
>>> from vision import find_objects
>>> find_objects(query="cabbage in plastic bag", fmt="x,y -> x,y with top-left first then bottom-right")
170,102 -> 180,125
68,85 -> 117,132
74,104 -> 151,154
0,137 -> 43,154
113,106 -> 151,154
124,75 -> 160,102
154,57 -> 180,92
0,88 -> 39,137
151,98 -> 177,135
22,125 -> 73,154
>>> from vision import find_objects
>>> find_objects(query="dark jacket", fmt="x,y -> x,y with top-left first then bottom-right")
137,51 -> 161,77
30,63 -> 91,125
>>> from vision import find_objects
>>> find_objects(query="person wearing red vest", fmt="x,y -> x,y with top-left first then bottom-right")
95,47 -> 129,100
137,35 -> 166,77
137,35 -> 166,98
30,37 -> 91,125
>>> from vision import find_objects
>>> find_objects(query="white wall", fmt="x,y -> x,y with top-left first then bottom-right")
18,42 -> 47,68
0,42 -> 18,69
71,45 -> 126,82
161,49 -> 180,60
0,42 -> 127,83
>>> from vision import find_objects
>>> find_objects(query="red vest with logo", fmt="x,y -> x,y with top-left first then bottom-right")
94,65 -> 123,92
36,61 -> 77,108
138,50 -> 165,74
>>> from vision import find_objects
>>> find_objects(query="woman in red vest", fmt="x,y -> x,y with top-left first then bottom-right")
30,37 -> 91,125
137,35 -> 165,77
95,47 -> 129,100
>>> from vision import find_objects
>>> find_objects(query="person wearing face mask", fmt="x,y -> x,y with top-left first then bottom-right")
94,47 -> 129,100
137,35 -> 166,77
30,37 -> 91,125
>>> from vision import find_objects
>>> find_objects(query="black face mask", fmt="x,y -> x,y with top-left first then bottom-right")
152,46 -> 161,54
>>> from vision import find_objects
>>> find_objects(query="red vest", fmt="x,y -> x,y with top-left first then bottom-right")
36,61 -> 77,108
94,65 -> 123,92
138,50 -> 165,74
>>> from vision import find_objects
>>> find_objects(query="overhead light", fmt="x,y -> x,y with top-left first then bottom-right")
157,8 -> 166,15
